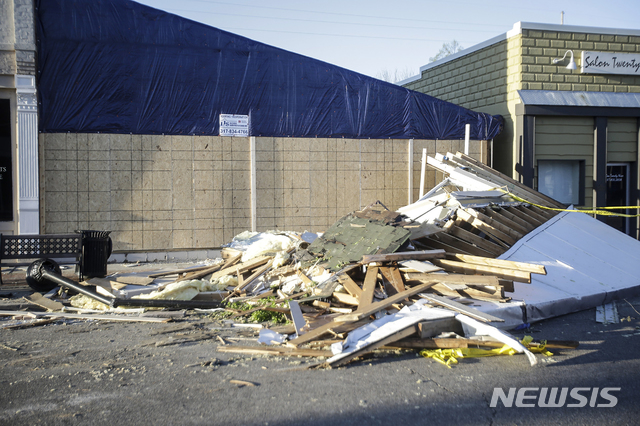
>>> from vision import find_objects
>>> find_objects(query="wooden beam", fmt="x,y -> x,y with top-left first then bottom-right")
357,266 -> 379,311
379,266 -> 406,293
404,272 -> 501,286
481,207 -> 531,236
446,253 -> 546,275
517,205 -> 549,224
425,233 -> 496,257
431,259 -> 531,283
218,345 -> 333,357
420,293 -> 505,322
360,250 -> 446,264
466,208 -> 524,241
336,281 -> 438,322
326,324 -> 419,367
337,274 -> 363,299
286,318 -> 370,348
493,207 -> 536,232
332,292 -> 360,306
457,209 -> 517,246
508,206 -> 543,227
235,259 -> 273,292
445,221 -> 505,256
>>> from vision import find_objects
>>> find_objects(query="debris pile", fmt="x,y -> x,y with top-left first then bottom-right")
2,151 -> 590,368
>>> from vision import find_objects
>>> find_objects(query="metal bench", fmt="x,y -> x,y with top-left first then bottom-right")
0,231 -> 112,286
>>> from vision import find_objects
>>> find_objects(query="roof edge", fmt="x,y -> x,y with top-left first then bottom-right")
401,21 -> 640,85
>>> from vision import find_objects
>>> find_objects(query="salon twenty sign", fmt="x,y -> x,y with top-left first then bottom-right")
582,51 -> 640,75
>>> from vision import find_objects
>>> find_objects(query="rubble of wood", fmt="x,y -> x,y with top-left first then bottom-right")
3,151 -> 582,368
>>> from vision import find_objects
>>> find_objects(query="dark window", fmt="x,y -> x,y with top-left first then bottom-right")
0,99 -> 13,221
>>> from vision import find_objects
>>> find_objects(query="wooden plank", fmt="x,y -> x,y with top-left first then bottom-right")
336,274 -> 362,299
208,256 -> 270,284
508,206 -> 543,227
518,205 -> 549,224
398,260 -> 443,273
386,337 -> 578,350
420,293 -> 505,322
0,310 -> 170,323
379,266 -> 406,293
25,292 -> 65,312
447,253 -> 547,275
332,292 -> 360,306
530,204 -> 558,220
431,259 -> 531,283
235,259 -> 273,292
458,287 -> 506,302
467,208 -> 524,241
493,207 -> 536,232
327,324 -> 419,367
146,264 -> 218,278
360,250 -> 446,264
417,236 -> 476,256
425,233 -> 496,257
296,270 -> 315,287
457,209 -> 517,246
336,281 -> 438,322
481,207 -> 531,236
445,221 -> 504,256
286,318 -> 370,348
357,266 -> 379,311
115,276 -> 155,286
218,345 -> 333,357
404,273 -> 501,286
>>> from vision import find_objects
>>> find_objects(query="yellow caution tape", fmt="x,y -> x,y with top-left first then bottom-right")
497,188 -> 640,218
419,336 -> 553,368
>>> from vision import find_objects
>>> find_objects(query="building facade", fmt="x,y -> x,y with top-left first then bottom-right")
403,22 -> 640,238
0,0 -> 38,236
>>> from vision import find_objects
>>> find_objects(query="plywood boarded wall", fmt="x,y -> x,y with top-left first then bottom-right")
40,134 -> 487,251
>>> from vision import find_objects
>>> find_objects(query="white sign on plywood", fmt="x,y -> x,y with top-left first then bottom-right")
219,114 -> 249,137
581,51 -> 640,75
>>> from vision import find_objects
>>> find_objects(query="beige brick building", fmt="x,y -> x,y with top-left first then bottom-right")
403,22 -> 640,238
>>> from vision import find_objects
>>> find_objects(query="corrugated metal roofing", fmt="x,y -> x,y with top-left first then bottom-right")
518,90 -> 640,108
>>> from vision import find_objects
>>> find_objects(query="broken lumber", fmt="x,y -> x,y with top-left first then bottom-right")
446,253 -> 546,275
361,249 -> 446,264
336,281 -> 438,322
420,293 -> 505,322
218,345 -> 333,357
431,259 -> 531,283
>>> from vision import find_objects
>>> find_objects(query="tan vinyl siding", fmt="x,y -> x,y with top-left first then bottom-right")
608,118 -> 638,163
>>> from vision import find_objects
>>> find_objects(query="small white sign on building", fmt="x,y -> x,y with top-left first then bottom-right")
582,51 -> 640,75
219,114 -> 249,137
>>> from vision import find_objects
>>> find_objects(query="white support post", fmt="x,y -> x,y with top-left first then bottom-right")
464,123 -> 470,156
407,139 -> 413,205
419,148 -> 427,198
16,75 -> 39,234
250,136 -> 257,232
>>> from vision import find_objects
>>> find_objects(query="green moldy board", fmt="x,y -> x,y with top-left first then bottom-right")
304,214 -> 412,271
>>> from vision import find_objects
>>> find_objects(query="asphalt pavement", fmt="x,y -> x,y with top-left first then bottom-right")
1,262 -> 639,425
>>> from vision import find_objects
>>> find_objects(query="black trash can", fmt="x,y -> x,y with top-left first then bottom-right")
77,230 -> 112,281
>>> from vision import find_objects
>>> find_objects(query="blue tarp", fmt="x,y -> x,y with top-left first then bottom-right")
36,0 -> 502,140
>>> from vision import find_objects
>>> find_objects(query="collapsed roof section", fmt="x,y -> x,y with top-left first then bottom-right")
403,152 -> 640,327
35,0 -> 503,139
